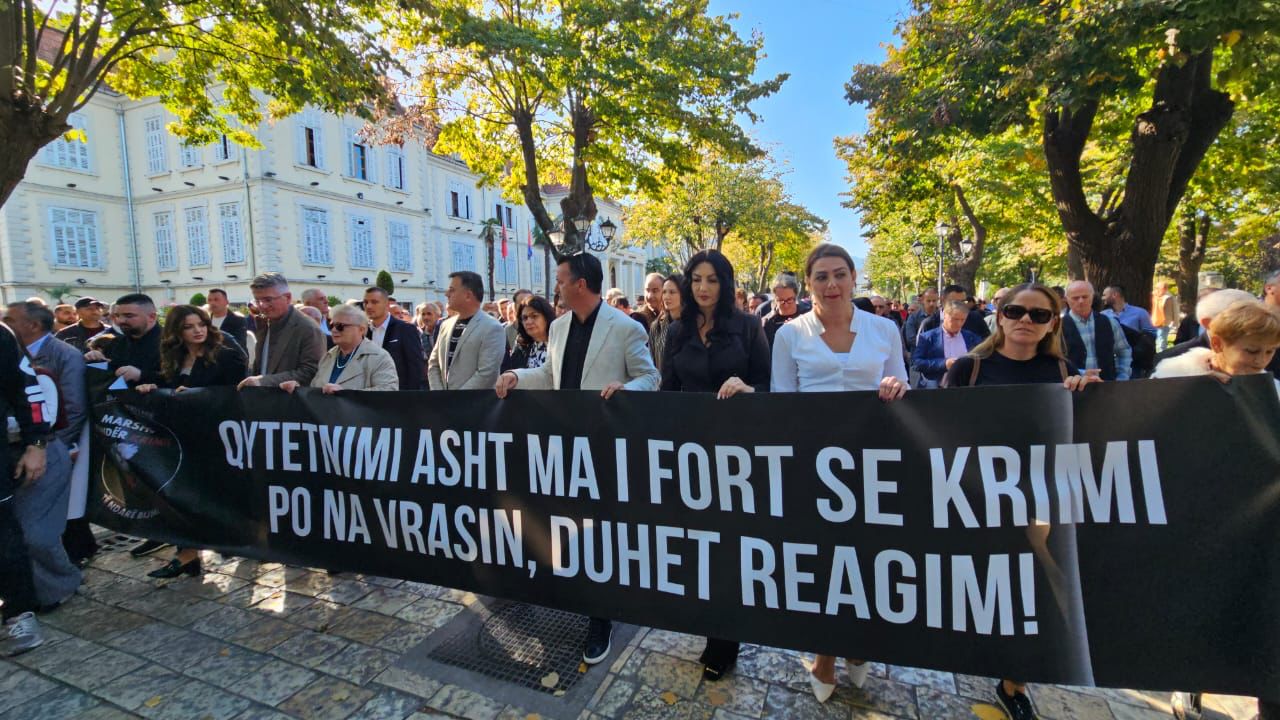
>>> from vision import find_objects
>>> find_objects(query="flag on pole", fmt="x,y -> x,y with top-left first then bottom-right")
500,223 -> 508,259
527,226 -> 534,259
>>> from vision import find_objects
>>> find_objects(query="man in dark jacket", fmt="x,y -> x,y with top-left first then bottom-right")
0,321 -> 52,655
54,297 -> 108,352
917,284 -> 991,341
364,287 -> 425,390
207,288 -> 248,350
87,293 -> 161,386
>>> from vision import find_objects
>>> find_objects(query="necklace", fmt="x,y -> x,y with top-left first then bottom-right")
335,344 -> 357,370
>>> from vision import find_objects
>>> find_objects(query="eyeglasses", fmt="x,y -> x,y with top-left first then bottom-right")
775,296 -> 797,305
330,322 -> 359,333
1001,305 -> 1055,324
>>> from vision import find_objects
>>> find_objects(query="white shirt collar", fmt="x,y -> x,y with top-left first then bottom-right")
25,333 -> 52,357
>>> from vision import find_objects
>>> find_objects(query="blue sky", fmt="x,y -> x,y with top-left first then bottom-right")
708,0 -> 909,261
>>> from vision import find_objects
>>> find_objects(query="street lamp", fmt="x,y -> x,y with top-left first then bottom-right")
958,236 -> 974,257
909,240 -> 925,258
933,222 -> 954,294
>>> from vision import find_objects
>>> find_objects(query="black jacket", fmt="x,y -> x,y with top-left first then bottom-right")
369,315 -> 426,390
661,310 -> 771,393
918,309 -> 991,341
106,323 -> 163,386
159,340 -> 248,389
215,311 -> 249,351
1061,312 -> 1118,381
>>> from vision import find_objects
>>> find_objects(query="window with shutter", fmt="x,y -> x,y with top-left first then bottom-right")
219,203 -> 245,264
144,116 -> 167,174
185,207 -> 210,267
451,240 -> 476,272
348,215 -> 374,268
48,207 -> 102,269
346,127 -> 373,181
154,212 -> 176,271
180,143 -> 202,168
302,207 -> 332,265
42,112 -> 91,171
388,221 -> 412,271
387,147 -> 404,189
450,191 -> 460,218
212,134 -> 232,162
531,251 -> 544,286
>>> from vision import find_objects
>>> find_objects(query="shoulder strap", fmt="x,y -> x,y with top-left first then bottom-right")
968,356 -> 981,386
1058,358 -> 1069,381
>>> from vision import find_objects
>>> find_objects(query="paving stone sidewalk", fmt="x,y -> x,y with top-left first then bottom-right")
0,536 -> 1262,720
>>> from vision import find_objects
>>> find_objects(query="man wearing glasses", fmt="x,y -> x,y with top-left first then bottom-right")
238,272 -> 325,390
762,273 -> 810,348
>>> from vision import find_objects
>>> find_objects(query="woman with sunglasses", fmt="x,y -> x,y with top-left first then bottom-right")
943,283 -> 1099,720
773,243 -> 908,702
279,304 -> 398,394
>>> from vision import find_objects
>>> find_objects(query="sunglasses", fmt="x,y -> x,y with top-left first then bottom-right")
330,322 -> 359,333
1001,305 -> 1055,324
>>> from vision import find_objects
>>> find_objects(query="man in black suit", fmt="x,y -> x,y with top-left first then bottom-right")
363,287 -> 425,390
207,288 -> 248,351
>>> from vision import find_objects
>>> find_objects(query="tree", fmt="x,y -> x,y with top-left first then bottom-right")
625,149 -> 825,291
1,0 -> 417,210
375,270 -> 395,296
189,292 -> 207,307
38,283 -> 71,303
392,0 -> 785,257
846,0 -> 1280,309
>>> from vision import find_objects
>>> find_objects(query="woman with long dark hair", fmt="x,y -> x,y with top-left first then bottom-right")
135,305 -> 247,578
943,283 -> 1099,720
502,295 -> 555,371
660,249 -> 770,681
648,275 -> 683,372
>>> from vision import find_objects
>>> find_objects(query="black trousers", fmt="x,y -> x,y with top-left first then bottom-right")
1261,700 -> 1280,720
0,459 -> 38,620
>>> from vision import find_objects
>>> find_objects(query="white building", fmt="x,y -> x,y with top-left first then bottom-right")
0,89 -> 647,308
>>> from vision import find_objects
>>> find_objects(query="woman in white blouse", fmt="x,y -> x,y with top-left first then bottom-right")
770,243 -> 908,703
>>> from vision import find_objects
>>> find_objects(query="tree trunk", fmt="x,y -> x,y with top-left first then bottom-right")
486,225 -> 496,301
1174,209 -> 1210,317
514,109 -> 559,258
946,184 -> 985,293
558,99 -> 598,253
1041,49 -> 1233,312
0,99 -> 67,211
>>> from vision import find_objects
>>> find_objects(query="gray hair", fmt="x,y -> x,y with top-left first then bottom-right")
1196,289 -> 1257,324
301,288 -> 325,303
329,303 -> 369,327
771,273 -> 800,293
943,300 -> 970,316
249,272 -> 290,293
1265,269 -> 1280,287
9,301 -> 54,332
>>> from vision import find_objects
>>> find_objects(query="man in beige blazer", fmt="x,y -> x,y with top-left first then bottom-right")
494,252 -> 658,666
428,271 -> 506,390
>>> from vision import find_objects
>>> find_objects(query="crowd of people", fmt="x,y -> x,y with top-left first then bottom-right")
1,253 -> 1278,720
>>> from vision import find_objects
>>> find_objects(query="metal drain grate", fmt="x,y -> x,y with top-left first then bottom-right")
428,599 -> 591,695
96,533 -> 142,552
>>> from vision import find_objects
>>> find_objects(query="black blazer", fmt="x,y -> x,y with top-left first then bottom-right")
160,340 -> 248,389
661,310 -> 771,393
369,315 -> 426,390
216,312 -> 249,351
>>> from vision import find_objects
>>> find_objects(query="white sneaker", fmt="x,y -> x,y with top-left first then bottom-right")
846,660 -> 870,689
1,612 -> 44,656
802,658 -> 836,703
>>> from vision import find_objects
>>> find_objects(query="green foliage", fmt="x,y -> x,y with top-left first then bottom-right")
39,284 -> 73,303
626,149 -> 825,292
375,270 -> 395,295
1,0 -> 420,208
645,256 -> 676,277
326,295 -> 342,309
189,292 -> 207,306
395,0 -> 786,248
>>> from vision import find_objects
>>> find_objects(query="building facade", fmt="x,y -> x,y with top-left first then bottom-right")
0,90 -> 646,309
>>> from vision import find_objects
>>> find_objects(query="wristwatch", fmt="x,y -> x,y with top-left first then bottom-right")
28,438 -> 47,450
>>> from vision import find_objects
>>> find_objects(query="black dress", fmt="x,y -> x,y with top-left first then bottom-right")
660,309 -> 770,677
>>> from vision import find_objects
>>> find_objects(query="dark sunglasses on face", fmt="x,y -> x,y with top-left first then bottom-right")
1001,305 -> 1055,324
330,322 -> 357,333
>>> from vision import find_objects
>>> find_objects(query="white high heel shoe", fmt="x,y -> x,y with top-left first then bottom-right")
846,660 -> 870,689
802,657 -> 837,703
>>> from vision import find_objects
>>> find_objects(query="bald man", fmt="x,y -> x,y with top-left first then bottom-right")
1062,281 -> 1133,381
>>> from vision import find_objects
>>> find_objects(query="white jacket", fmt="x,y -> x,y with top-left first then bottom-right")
1152,347 -> 1280,397
512,302 -> 659,391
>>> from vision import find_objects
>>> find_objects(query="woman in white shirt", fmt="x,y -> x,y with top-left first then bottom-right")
770,243 -> 908,702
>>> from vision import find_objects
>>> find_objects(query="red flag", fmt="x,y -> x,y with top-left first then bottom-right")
501,223 -> 509,259
527,225 -> 534,259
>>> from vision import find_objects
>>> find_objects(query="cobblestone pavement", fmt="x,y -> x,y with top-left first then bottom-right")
0,537 -> 1262,720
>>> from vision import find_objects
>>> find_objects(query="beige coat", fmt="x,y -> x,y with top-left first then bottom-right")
512,302 -> 659,391
428,310 -> 507,390
313,340 -> 399,391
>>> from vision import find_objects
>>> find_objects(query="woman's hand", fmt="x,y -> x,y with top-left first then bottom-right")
600,381 -> 625,400
717,376 -> 753,399
174,386 -> 190,393
878,376 -> 907,402
1063,370 -> 1103,392
135,384 -> 158,394
278,380 -> 299,394
321,383 -> 343,395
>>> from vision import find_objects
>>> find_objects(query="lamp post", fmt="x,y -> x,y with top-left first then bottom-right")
933,221 -> 954,294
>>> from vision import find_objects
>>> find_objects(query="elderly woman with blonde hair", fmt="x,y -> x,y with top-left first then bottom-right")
1153,300 -> 1280,396
279,304 -> 398,394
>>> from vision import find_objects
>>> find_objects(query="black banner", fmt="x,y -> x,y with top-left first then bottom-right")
86,371 -> 1280,695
